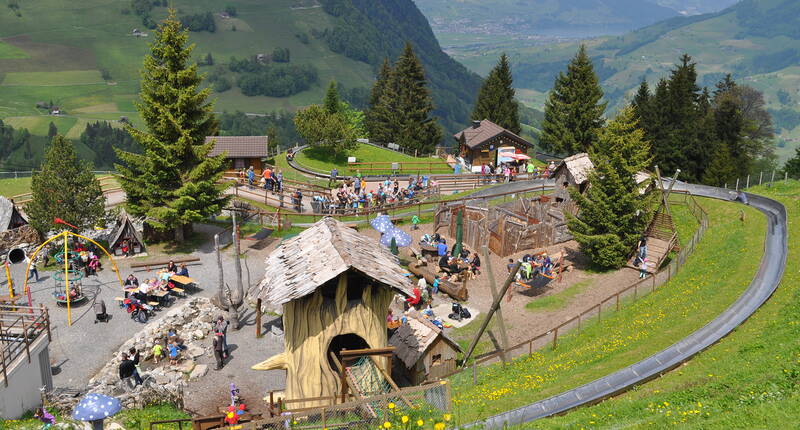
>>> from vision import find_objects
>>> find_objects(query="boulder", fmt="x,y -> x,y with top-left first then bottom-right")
189,364 -> 208,381
177,359 -> 196,374
188,346 -> 205,358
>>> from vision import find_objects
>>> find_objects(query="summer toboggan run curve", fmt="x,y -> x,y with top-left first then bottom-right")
462,181 -> 788,428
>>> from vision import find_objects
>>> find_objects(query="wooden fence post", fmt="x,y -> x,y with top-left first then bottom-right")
552,327 -> 559,350
256,298 -> 262,338
615,293 -> 620,311
472,362 -> 477,385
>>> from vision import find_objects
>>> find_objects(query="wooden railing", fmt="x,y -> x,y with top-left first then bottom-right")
432,191 -> 709,382
345,161 -> 452,175
0,304 -> 51,387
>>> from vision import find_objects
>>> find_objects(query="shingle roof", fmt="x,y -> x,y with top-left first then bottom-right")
252,217 -> 414,306
453,119 -> 533,150
0,196 -> 26,232
389,310 -> 462,369
555,153 -> 594,185
206,136 -> 268,158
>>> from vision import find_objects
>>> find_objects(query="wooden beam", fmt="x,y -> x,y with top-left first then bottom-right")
339,347 -> 395,358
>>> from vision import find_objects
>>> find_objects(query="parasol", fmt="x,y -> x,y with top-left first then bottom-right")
380,227 -> 412,248
370,214 -> 393,233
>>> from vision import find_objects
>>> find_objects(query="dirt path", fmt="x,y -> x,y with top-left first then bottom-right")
359,222 -> 641,348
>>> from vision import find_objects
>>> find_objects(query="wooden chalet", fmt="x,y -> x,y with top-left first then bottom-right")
390,310 -> 461,385
108,209 -> 145,256
251,218 -> 413,406
206,135 -> 269,173
453,119 -> 534,168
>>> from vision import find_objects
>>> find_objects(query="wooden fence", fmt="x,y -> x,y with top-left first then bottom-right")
429,191 -> 709,382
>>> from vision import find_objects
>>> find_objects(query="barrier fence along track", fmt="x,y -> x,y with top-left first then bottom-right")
11,175 -> 121,206
428,191 -> 708,383
466,182 -> 788,428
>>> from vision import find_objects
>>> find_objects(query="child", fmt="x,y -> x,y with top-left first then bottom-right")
168,341 -> 180,365
152,342 -> 164,364
34,408 -> 55,429
639,258 -> 649,279
432,275 -> 440,295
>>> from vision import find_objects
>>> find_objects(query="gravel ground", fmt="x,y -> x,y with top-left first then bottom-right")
3,222 -> 287,414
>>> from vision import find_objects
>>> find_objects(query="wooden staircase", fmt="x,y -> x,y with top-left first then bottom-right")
629,212 -> 678,273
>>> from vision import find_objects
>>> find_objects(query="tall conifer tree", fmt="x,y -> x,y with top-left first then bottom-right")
323,80 -> 341,115
471,53 -> 520,134
365,59 -> 392,143
384,43 -> 441,153
567,107 -> 654,269
27,135 -> 105,235
116,10 -> 229,242
540,45 -> 606,155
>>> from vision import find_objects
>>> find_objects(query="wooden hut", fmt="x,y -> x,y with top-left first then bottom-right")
251,218 -> 413,405
551,153 -> 594,203
453,119 -> 534,169
0,197 -> 27,232
206,135 -> 269,173
108,210 -> 145,256
390,310 -> 461,385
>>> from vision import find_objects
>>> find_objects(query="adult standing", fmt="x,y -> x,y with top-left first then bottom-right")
213,333 -> 225,370
329,168 -> 338,187
26,255 -> 39,282
215,315 -> 230,358
275,170 -> 283,193
118,353 -> 142,386
246,166 -> 255,189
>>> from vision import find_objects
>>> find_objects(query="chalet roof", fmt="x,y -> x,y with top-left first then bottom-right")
0,197 -> 26,232
108,209 -> 144,249
253,217 -> 414,306
453,119 -> 533,150
206,136 -> 269,158
554,153 -> 594,185
389,310 -> 462,369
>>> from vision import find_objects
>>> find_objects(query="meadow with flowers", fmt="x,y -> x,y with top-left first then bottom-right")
518,180 -> 800,429
449,194 -> 768,424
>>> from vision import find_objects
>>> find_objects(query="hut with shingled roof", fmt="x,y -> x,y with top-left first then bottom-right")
251,217 -> 413,405
453,119 -> 534,168
390,310 -> 461,385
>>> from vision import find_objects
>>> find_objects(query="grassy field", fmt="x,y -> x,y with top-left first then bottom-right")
449,194 -> 766,424
2,403 -> 188,430
0,174 -> 118,198
294,144 -> 454,176
522,180 -> 800,429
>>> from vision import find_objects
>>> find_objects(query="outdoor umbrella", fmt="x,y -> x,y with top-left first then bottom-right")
370,214 -> 393,233
508,153 -> 531,160
72,393 -> 122,430
380,227 -> 412,248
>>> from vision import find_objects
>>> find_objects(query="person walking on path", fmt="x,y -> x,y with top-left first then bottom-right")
215,315 -> 230,358
329,168 -> 338,187
639,258 -> 649,279
213,333 -> 226,370
26,255 -> 39,282
246,166 -> 255,189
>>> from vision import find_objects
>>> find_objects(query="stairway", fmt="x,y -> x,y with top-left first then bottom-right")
629,212 -> 677,273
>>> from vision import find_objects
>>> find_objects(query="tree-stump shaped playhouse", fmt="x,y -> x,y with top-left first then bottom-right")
251,218 -> 413,405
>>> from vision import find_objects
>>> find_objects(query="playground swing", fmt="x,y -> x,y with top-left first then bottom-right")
52,270 -> 86,305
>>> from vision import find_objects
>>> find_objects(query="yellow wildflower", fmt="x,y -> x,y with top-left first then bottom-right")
383,422 -> 392,429
417,419 -> 424,427
434,423 -> 445,430
388,403 -> 395,409
401,416 -> 409,424
443,414 -> 452,422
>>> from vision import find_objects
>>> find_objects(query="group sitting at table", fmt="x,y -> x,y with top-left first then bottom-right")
122,261 -> 192,305
512,253 -> 554,283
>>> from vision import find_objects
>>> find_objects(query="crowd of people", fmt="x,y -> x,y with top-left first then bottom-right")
511,253 -> 555,283
240,166 -> 284,193
419,233 -> 481,279
121,261 -> 191,322
311,174 -> 435,214
477,160 -> 556,183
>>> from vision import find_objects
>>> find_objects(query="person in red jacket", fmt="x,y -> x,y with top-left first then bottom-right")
405,286 -> 421,310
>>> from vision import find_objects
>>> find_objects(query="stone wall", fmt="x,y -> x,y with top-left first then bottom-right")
51,298 -> 223,411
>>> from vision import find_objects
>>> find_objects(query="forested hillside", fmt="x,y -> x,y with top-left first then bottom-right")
462,0 -> 800,162
0,0 -> 478,168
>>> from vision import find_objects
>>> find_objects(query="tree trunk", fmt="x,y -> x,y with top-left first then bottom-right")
224,283 -> 241,331
231,210 -> 244,329
214,234 -> 228,310
174,224 -> 185,242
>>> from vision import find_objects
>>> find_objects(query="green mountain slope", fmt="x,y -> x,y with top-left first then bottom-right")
458,0 -> 800,162
0,0 -> 479,166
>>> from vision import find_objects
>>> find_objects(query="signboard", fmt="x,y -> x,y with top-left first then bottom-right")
391,162 -> 400,171
348,157 -> 357,163
497,146 -> 517,164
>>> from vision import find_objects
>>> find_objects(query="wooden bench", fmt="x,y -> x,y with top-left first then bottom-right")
130,257 -> 200,272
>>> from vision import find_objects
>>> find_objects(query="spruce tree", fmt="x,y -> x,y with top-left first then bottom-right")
323,80 -> 341,115
567,107 -> 654,269
384,43 -> 442,154
365,59 -> 393,143
540,45 -> 606,155
116,10 -> 229,242
27,135 -> 105,235
471,53 -> 520,134
702,143 -> 737,187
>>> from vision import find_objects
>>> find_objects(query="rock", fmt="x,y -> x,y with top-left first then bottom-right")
155,373 -> 171,385
177,359 -> 196,374
188,346 -> 205,358
106,423 -> 125,430
189,364 -> 208,381
192,329 -> 204,340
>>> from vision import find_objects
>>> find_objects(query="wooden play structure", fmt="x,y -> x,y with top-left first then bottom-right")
434,196 -> 574,258
251,218 -> 414,408
108,209 -> 145,256
389,310 -> 462,385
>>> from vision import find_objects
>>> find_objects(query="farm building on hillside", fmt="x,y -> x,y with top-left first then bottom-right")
390,310 -> 461,385
251,218 -> 413,406
453,119 -> 534,170
206,135 -> 269,173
